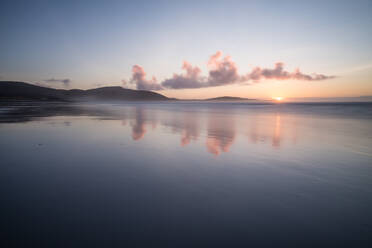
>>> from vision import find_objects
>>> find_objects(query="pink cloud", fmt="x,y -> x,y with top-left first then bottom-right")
127,52 -> 335,90
207,51 -> 240,86
162,61 -> 206,89
130,65 -> 163,91
246,62 -> 335,82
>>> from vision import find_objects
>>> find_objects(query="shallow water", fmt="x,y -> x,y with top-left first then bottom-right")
1,101 -> 372,247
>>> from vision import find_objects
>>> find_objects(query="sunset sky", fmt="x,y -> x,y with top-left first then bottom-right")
1,0 -> 371,99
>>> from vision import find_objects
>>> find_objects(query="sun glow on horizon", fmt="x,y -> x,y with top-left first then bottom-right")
273,97 -> 284,101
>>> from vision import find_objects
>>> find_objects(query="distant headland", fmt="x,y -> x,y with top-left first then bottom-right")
0,81 -> 259,102
0,81 -> 171,101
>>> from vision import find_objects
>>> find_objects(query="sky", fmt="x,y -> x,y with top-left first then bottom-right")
1,0 -> 371,99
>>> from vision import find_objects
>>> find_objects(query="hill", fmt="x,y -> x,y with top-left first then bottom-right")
205,96 -> 256,101
0,81 -> 170,101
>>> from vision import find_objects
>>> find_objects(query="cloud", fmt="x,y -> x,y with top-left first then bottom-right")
162,61 -> 206,89
44,78 -> 71,86
207,51 -> 240,86
161,51 -> 240,89
129,65 -> 163,91
127,51 -> 335,90
246,62 -> 335,82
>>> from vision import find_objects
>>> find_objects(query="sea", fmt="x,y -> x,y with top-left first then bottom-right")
1,101 -> 371,247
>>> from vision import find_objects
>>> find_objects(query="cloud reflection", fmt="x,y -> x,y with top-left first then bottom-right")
161,111 -> 200,146
181,121 -> 199,146
206,114 -> 235,155
123,106 -> 285,154
130,107 -> 147,140
126,107 -> 158,141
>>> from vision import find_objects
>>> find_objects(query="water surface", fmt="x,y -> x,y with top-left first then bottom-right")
1,101 -> 372,247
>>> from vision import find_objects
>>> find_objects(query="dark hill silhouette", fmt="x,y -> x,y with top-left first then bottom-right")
0,81 -> 170,101
205,96 -> 256,101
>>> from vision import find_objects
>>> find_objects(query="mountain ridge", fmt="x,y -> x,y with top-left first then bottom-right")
0,81 -> 171,101
204,96 -> 256,101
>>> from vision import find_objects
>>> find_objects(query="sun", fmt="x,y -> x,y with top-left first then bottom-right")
273,97 -> 284,101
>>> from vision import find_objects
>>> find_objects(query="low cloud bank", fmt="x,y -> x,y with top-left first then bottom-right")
127,51 -> 335,90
